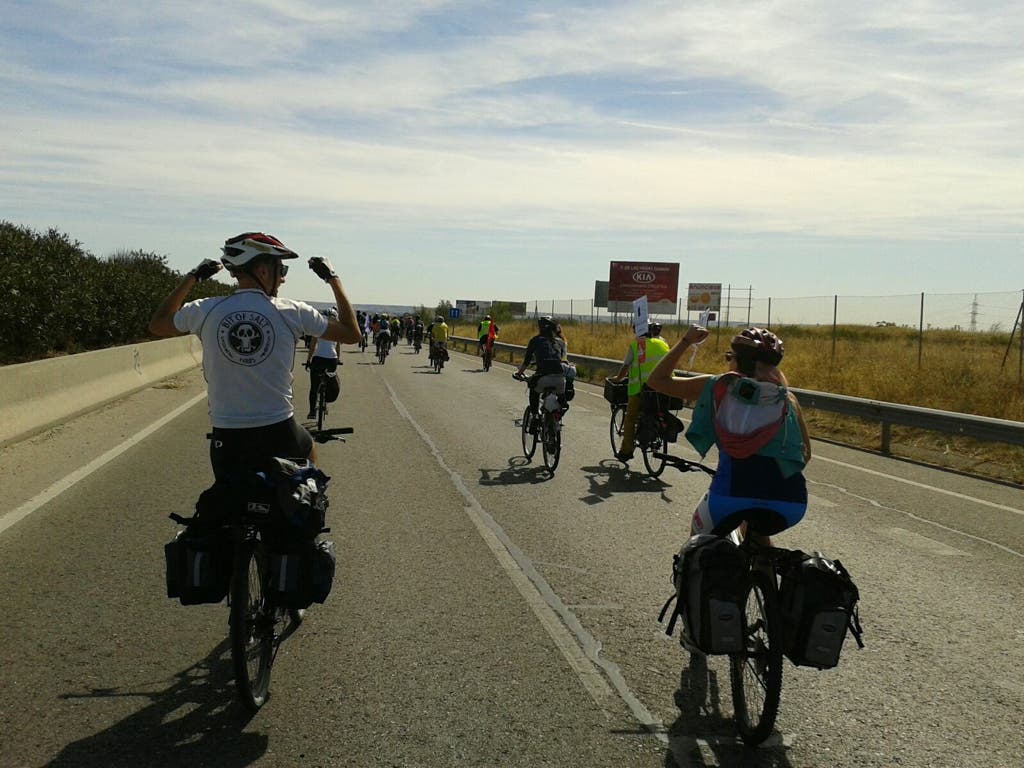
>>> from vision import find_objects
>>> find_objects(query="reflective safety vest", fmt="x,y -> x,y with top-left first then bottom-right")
628,336 -> 670,396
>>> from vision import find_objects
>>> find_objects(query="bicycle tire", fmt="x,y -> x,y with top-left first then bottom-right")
316,381 -> 327,433
521,406 -> 538,460
542,414 -> 561,472
230,540 -> 274,712
483,349 -> 491,371
641,427 -> 667,477
609,404 -> 626,455
729,569 -> 784,746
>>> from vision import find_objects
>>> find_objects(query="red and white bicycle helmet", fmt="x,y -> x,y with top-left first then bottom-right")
220,232 -> 299,269
730,327 -> 785,365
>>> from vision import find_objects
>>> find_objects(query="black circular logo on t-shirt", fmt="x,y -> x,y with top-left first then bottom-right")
217,311 -> 275,366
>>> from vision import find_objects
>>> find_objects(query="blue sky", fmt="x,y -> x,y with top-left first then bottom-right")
2,0 -> 1022,318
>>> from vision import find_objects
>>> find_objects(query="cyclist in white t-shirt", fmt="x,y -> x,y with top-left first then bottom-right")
148,232 -> 359,480
304,307 -> 341,419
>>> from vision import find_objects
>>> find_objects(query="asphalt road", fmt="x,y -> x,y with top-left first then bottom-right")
1,342 -> 1021,768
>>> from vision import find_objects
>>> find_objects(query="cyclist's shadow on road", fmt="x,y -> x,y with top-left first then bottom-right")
664,652 -> 794,768
577,461 -> 673,505
479,456 -> 554,485
47,640 -> 267,768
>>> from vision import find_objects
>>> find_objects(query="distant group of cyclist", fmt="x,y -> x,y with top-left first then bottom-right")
148,230 -> 810,543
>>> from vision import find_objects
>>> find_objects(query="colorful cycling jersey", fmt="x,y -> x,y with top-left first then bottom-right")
432,322 -> 449,342
174,290 -> 327,429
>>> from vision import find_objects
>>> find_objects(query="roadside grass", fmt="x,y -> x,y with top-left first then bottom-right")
457,319 -> 1024,484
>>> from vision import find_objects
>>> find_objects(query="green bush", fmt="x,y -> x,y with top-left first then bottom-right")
0,221 -> 231,364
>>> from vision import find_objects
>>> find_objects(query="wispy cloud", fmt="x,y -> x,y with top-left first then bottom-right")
2,1 -> 1022,299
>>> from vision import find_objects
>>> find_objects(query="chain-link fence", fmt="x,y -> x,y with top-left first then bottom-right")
513,290 -> 1023,333
467,290 -> 1024,381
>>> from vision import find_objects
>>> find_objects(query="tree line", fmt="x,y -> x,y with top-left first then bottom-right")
0,221 -> 232,365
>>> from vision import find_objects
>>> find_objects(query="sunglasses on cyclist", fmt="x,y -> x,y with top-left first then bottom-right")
278,263 -> 289,276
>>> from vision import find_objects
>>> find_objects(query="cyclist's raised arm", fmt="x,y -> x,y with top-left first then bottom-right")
148,259 -> 220,337
308,257 -> 360,344
647,325 -> 711,401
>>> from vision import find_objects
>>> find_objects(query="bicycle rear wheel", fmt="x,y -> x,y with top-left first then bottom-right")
641,429 -> 667,477
483,349 -> 491,371
521,406 -> 538,460
316,382 -> 327,433
230,540 -> 274,712
542,414 -> 561,472
729,569 -> 783,746
608,404 -> 626,455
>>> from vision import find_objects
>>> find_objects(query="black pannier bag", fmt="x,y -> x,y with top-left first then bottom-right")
203,458 -> 330,541
779,551 -> 864,669
266,539 -> 337,609
659,535 -> 748,655
323,371 -> 340,403
164,527 -> 232,605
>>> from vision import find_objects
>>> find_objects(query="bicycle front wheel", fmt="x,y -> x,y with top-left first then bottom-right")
521,406 -> 538,460
542,414 -> 561,473
230,540 -> 274,712
729,570 -> 784,746
609,404 -> 626,455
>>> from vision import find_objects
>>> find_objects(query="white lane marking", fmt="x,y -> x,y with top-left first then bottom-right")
0,392 -> 207,537
814,455 -> 1023,516
812,480 -> 1024,560
382,380 -> 670,742
887,527 -> 967,556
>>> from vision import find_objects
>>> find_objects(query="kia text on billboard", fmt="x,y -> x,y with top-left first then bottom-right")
608,262 -> 680,304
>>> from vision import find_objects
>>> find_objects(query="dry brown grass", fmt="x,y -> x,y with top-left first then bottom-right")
457,319 -> 1024,483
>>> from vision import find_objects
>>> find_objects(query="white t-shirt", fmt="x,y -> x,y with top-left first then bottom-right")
312,337 -> 338,359
174,290 -> 328,428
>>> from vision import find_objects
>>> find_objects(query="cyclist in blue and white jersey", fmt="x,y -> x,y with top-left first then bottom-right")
647,325 -> 811,541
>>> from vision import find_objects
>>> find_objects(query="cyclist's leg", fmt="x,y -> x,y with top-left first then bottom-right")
619,394 -> 642,457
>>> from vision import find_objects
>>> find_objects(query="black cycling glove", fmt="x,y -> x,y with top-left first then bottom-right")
188,259 -> 222,281
308,256 -> 338,282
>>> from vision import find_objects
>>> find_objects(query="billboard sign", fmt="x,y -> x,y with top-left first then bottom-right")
687,283 -> 722,312
607,261 -> 679,314
594,280 -> 609,308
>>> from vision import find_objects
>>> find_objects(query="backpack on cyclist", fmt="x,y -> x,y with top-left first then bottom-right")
266,538 -> 337,609
779,551 -> 864,669
164,526 -> 232,605
659,534 -> 748,655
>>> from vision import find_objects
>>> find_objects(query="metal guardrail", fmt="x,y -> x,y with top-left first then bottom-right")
450,336 -> 1024,454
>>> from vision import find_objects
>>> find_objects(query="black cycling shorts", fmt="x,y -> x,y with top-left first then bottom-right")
209,417 -> 313,482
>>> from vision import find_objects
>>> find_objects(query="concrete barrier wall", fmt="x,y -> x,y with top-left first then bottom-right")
0,336 -> 203,447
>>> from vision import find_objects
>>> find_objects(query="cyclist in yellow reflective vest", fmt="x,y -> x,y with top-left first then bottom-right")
605,322 -> 670,462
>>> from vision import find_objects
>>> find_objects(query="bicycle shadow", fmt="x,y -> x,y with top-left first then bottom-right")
664,652 -> 793,768
577,461 -> 673,505
479,456 -> 554,485
47,640 -> 267,768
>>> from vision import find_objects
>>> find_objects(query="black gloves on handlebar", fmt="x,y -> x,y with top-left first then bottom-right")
308,256 -> 338,282
188,259 -> 222,281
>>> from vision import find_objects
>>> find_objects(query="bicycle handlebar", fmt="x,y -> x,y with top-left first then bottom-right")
652,453 -> 716,476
